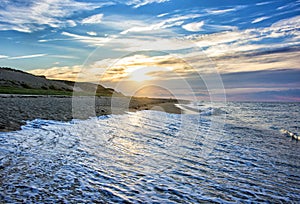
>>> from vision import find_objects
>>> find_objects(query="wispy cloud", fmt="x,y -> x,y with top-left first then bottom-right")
120,14 -> 201,34
81,14 -> 104,24
29,53 -> 211,82
157,13 -> 169,18
99,15 -> 148,32
271,15 -> 300,28
190,15 -> 300,57
205,8 -> 237,15
38,38 -> 72,43
0,0 -> 113,32
127,0 -> 170,8
276,2 -> 299,10
87,31 -> 98,36
182,21 -> 204,32
256,1 -> 273,6
110,36 -> 194,52
50,55 -> 79,59
61,32 -> 112,46
66,20 -> 77,27
252,16 -> 269,24
61,13 -> 299,55
28,65 -> 83,81
8,54 -> 47,60
213,48 -> 300,73
206,24 -> 237,32
1,54 -> 47,60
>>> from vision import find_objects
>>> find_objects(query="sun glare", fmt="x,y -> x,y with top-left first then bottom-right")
128,68 -> 153,82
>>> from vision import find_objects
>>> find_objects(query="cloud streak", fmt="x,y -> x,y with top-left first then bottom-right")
81,14 -> 104,24
252,16 -> 269,24
28,65 -> 83,81
182,21 -> 204,32
205,6 -> 245,15
8,54 -> 47,60
191,15 -> 300,58
61,32 -> 112,46
120,14 -> 201,34
0,0 -> 113,32
87,31 -> 97,36
127,0 -> 170,8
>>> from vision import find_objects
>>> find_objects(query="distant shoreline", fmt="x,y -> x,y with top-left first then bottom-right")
0,94 -> 185,132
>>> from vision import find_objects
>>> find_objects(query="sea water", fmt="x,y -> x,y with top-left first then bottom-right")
0,102 -> 299,203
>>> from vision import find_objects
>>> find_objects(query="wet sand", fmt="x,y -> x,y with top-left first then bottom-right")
0,95 -> 184,132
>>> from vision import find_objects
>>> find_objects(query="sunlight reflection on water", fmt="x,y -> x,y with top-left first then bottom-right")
0,102 -> 300,203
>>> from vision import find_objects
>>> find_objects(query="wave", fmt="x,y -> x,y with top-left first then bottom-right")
22,119 -> 70,129
199,107 -> 227,116
176,103 -> 227,116
280,129 -> 299,140
1,104 -> 300,203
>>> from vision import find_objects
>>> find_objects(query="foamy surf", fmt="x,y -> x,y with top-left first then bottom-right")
175,104 -> 200,114
1,102 -> 299,203
280,129 -> 299,140
176,103 -> 226,116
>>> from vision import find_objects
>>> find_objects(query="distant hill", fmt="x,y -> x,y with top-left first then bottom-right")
0,67 -> 124,96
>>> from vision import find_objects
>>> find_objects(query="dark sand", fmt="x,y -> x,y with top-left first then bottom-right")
0,95 -> 185,132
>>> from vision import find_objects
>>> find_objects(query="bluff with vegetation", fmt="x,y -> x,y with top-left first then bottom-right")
0,67 -> 123,96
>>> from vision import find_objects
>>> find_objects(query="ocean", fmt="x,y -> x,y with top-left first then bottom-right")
0,102 -> 299,203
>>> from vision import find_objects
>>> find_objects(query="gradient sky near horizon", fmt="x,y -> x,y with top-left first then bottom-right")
0,0 -> 299,101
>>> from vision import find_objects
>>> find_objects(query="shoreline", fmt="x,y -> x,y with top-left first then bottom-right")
0,94 -> 186,132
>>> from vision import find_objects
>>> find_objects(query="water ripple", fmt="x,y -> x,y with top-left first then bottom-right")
0,103 -> 300,203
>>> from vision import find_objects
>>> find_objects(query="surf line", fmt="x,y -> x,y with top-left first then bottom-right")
280,129 -> 300,141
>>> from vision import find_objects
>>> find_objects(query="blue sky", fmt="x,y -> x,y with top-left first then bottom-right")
0,0 -> 299,101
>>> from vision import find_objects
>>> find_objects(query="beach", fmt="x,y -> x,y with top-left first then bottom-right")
0,95 -> 183,132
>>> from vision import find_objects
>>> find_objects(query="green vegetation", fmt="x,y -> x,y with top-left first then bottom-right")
0,67 -> 125,96
0,86 -> 73,96
0,86 -> 123,96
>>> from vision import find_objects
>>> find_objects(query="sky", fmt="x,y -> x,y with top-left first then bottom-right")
0,0 -> 299,101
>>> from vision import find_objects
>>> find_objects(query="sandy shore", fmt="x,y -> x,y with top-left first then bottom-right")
0,95 -> 185,132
